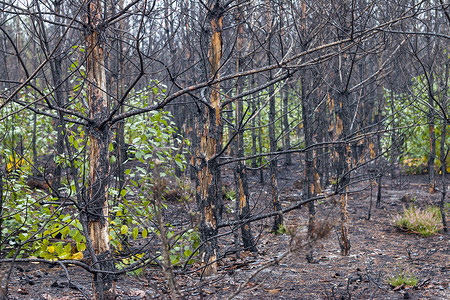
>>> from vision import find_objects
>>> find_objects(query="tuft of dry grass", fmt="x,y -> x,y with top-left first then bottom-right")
393,206 -> 443,237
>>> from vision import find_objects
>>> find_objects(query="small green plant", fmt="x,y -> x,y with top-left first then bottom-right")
275,224 -> 288,235
116,253 -> 145,276
387,267 -> 419,288
393,206 -> 443,237
223,187 -> 236,213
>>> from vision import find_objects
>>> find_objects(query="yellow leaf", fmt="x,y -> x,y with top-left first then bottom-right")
72,251 -> 84,260
47,246 -> 55,253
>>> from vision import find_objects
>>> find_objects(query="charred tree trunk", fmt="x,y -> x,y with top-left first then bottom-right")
335,90 -> 351,256
266,0 -> 282,232
250,74 -> 258,170
234,4 -> 256,252
439,63 -> 448,232
301,77 -> 316,261
0,158 -> 2,245
440,118 -> 448,232
85,1 -> 116,298
427,77 -> 436,192
196,2 -> 224,276
282,88 -> 292,165
389,89 -> 398,179
114,0 -> 126,193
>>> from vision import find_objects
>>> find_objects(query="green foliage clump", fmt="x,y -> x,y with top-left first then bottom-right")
387,267 -> 419,288
382,71 -> 450,173
393,206 -> 443,237
1,176 -> 86,260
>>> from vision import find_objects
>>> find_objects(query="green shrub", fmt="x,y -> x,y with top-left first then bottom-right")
387,267 -> 419,287
393,206 -> 443,237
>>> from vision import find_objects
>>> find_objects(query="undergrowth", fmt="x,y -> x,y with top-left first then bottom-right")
387,267 -> 419,287
393,206 -> 443,237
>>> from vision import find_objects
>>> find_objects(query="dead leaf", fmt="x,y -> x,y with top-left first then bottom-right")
129,289 -> 146,296
265,288 -> 281,294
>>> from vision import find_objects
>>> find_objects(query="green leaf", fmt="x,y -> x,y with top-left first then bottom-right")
56,243 -> 64,255
64,243 -> 72,253
169,254 -> 179,265
184,249 -> 192,257
72,230 -> 82,243
142,228 -> 148,238
132,227 -> 139,240
77,242 -> 86,252
14,213 -> 22,223
19,233 -> 29,241
121,225 -> 128,235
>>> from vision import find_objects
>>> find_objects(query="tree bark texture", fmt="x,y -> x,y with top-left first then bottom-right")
301,77 -> 316,239
234,3 -> 256,252
196,3 -> 223,276
86,1 -> 116,298
334,90 -> 351,256
266,0 -> 282,232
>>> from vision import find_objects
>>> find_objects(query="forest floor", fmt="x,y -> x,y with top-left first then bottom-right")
2,153 -> 449,299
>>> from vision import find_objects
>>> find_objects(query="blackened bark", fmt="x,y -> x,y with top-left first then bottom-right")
257,97 -> 264,183
268,74 -> 282,232
376,175 -> 382,209
301,77 -> 316,250
86,1 -> 116,298
196,3 -> 224,276
390,89 -> 398,179
113,0 -> 126,193
427,78 -> 436,191
266,1 -> 282,232
335,90 -> 351,256
0,155 -> 3,246
282,88 -> 292,165
250,74 -> 258,171
440,118 -> 448,232
234,3 -> 256,252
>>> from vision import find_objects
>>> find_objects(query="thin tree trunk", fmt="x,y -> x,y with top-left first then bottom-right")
335,89 -> 351,256
266,0 -> 282,232
251,74 -> 258,171
86,1 -> 116,298
154,162 -> 178,298
196,2 -> 224,276
115,0 -> 126,193
234,3 -> 256,251
428,76 -> 436,192
282,88 -> 292,165
257,96 -> 264,183
36,2 -> 65,189
301,77 -> 316,262
439,62 -> 448,232
440,118 -> 448,232
0,155 -> 3,246
390,89 -> 398,179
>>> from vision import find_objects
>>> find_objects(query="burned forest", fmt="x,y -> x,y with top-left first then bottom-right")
0,1 -> 449,299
